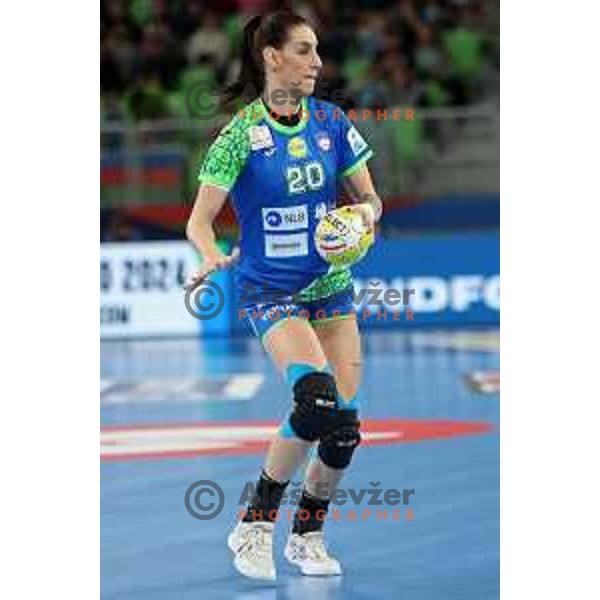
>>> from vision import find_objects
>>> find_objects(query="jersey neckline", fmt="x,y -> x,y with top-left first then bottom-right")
259,97 -> 309,136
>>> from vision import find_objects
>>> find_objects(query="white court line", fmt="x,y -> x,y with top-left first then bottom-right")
223,373 -> 265,400
100,426 -> 400,458
100,373 -> 264,405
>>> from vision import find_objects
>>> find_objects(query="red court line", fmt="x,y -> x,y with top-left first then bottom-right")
101,418 -> 495,463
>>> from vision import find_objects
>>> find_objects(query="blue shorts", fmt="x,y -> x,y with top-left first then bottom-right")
240,286 -> 356,341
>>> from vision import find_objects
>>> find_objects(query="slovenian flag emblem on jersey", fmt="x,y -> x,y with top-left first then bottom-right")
315,131 -> 331,152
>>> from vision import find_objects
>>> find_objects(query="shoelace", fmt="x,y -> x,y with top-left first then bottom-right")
239,524 -> 273,561
303,532 -> 330,561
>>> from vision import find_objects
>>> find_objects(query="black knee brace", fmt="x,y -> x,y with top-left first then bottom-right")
289,372 -> 338,442
318,409 -> 361,469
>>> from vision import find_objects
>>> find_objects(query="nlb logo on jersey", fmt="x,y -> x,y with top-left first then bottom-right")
262,205 -> 308,231
264,211 -> 282,228
249,125 -> 274,151
347,126 -> 368,156
287,136 -> 307,159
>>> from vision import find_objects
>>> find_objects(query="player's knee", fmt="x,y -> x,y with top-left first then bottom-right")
317,409 -> 361,469
289,371 -> 338,442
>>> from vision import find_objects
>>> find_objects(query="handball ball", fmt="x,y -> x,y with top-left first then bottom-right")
315,206 -> 374,268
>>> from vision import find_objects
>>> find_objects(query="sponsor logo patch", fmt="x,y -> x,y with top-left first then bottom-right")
287,136 -> 307,158
264,232 -> 309,258
262,205 -> 308,231
347,126 -> 368,156
249,125 -> 274,150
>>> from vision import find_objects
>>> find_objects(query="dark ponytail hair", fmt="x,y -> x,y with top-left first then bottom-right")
222,10 -> 308,109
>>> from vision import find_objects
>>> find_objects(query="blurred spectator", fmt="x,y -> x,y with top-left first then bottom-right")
414,25 -> 450,107
186,12 -> 230,74
170,0 -> 204,38
237,0 -> 274,16
356,11 -> 388,62
129,0 -> 155,29
100,0 -> 498,120
314,62 -> 353,111
126,75 -> 169,121
101,33 -> 125,95
414,25 -> 443,76
134,24 -> 183,90
102,0 -> 141,41
442,5 -> 485,103
293,2 -> 321,30
105,24 -> 135,84
386,63 -> 423,106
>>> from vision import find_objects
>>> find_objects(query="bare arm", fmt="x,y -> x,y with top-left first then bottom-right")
185,184 -> 239,284
186,184 -> 228,259
341,164 -> 383,223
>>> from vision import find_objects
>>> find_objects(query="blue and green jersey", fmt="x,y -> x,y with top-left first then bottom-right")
198,96 -> 373,298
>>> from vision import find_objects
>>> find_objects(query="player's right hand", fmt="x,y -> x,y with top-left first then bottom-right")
184,247 -> 240,289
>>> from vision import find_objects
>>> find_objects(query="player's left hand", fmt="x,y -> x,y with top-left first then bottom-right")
184,247 -> 240,290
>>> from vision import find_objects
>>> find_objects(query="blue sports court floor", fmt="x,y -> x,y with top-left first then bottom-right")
101,329 -> 499,600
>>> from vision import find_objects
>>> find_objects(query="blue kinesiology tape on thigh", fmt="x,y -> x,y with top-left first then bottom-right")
285,363 -> 331,386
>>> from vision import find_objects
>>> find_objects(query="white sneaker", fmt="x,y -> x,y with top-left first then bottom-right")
284,531 -> 342,576
227,520 -> 277,581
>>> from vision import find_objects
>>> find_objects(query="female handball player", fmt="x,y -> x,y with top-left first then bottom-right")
186,10 -> 383,581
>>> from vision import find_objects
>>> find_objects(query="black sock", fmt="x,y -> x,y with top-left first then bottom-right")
292,489 -> 330,534
242,469 -> 290,523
